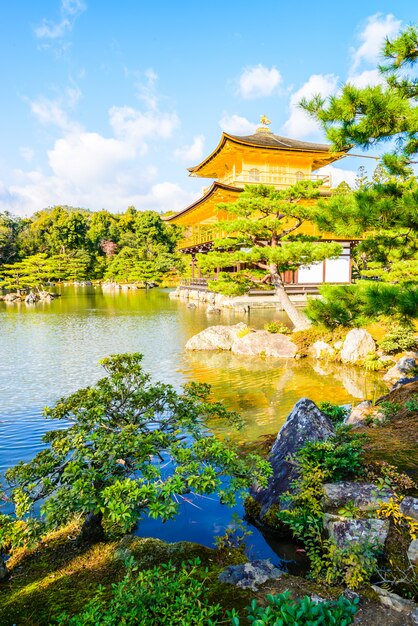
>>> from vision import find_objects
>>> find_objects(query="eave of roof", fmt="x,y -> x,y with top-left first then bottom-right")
187,132 -> 347,175
164,182 -> 241,222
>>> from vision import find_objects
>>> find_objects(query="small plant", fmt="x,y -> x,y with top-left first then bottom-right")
54,558 -> 224,625
263,321 -> 291,334
236,326 -> 250,338
377,498 -> 418,540
318,401 -> 349,425
214,513 -> 252,555
364,461 -> 416,493
338,501 -> 362,518
230,591 -> 359,625
405,396 -> 418,413
361,352 -> 390,371
379,400 -> 402,420
379,326 -> 418,354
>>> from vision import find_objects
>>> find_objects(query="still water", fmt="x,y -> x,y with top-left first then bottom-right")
0,286 -> 386,563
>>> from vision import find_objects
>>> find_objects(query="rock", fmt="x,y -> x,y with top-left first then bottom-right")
0,556 -> 8,581
344,401 -> 385,427
334,340 -> 343,351
322,482 -> 394,512
408,539 -> 418,565
231,331 -> 298,358
25,291 -> 38,304
340,329 -> 376,364
324,514 -> 389,549
252,399 -> 335,515
384,356 -> 418,386
187,302 -> 197,308
309,340 -> 335,360
206,306 -> 221,313
371,585 -> 417,614
4,292 -> 20,302
218,560 -> 283,591
400,497 -> 418,522
185,323 -> 247,351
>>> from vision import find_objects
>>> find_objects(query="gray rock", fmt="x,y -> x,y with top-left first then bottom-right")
411,607 -> 418,625
324,514 -> 389,549
4,292 -> 20,302
187,302 -> 197,308
218,559 -> 283,591
340,329 -> 376,364
371,585 -> 417,614
231,330 -> 297,358
408,539 -> 418,565
400,497 -> 418,522
384,356 -> 418,386
344,401 -> 384,427
252,399 -> 335,516
322,482 -> 394,511
0,557 -> 8,581
309,340 -> 334,359
185,323 -> 247,351
206,306 -> 221,313
25,291 -> 38,304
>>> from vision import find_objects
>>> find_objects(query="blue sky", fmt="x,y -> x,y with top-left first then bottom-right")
0,1 -> 415,216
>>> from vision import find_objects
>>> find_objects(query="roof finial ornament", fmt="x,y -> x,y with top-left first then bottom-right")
257,115 -> 272,133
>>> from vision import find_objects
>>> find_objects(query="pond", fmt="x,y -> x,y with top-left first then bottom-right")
0,286 -> 386,565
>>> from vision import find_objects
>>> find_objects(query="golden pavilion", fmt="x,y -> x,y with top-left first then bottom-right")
166,118 -> 353,289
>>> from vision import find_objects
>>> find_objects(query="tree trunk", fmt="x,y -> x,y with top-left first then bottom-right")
270,267 -> 311,331
0,556 -> 8,581
78,512 -> 106,544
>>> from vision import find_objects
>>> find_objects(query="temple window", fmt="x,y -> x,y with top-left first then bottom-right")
295,170 -> 305,181
249,168 -> 260,182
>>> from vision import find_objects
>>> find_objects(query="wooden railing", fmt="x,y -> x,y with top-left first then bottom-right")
220,172 -> 330,188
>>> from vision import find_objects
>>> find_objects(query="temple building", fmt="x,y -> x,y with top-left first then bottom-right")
166,118 -> 353,290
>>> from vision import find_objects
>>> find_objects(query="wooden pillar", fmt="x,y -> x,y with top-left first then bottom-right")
191,254 -> 196,281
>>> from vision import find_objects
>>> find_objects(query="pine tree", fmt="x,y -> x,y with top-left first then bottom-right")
197,182 -> 341,330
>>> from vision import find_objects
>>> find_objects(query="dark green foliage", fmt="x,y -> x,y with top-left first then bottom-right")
306,283 -> 418,328
54,558 -> 224,625
318,401 -> 349,425
231,591 -> 359,626
4,354 -> 270,540
264,321 -> 291,334
379,326 -> 418,354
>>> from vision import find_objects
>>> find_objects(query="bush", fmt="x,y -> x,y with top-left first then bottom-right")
379,325 -> 417,354
318,401 -> 349,425
231,591 -> 359,625
264,321 -> 291,334
305,285 -> 365,329
54,558 -> 223,625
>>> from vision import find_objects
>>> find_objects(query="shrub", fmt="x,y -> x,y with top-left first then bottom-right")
263,321 -> 291,334
361,352 -> 390,371
236,326 -> 250,338
54,558 -> 223,625
318,401 -> 349,425
231,591 -> 359,626
305,285 -> 365,329
379,326 -> 418,354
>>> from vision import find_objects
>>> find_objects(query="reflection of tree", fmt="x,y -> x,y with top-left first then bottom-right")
182,352 -> 387,441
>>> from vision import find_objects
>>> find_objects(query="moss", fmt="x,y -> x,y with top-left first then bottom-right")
261,504 -> 283,530
244,495 -> 262,520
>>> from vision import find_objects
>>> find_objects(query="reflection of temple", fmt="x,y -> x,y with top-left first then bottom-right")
166,119 -> 354,291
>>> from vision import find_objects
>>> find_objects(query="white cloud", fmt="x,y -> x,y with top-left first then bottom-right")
109,106 -> 179,154
219,114 -> 257,135
317,164 -> 357,188
174,135 -> 205,162
350,13 -> 401,73
136,182 -> 198,212
347,68 -> 385,88
237,64 -> 282,99
29,96 -> 80,132
282,74 -> 338,139
34,0 -> 86,39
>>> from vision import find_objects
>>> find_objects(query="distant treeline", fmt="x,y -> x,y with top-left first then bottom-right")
0,206 -> 184,289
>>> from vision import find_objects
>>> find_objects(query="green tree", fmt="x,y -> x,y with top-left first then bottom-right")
301,25 -> 418,286
0,212 -> 26,264
197,182 -> 342,330
4,354 -> 270,541
0,253 -> 54,291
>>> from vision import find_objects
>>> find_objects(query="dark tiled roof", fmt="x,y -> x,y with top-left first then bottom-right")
228,131 -> 330,152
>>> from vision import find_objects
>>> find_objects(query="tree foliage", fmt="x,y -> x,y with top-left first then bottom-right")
4,354 -> 270,539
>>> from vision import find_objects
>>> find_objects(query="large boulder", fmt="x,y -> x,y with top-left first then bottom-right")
185,323 -> 247,351
218,560 -> 283,591
252,399 -> 335,516
322,482 -> 394,512
340,329 -> 376,364
324,514 -> 389,549
408,539 -> 418,566
383,356 -> 418,387
0,557 -> 7,581
231,331 -> 297,358
344,401 -> 384,427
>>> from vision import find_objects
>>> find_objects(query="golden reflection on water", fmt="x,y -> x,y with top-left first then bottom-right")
180,351 -> 387,442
